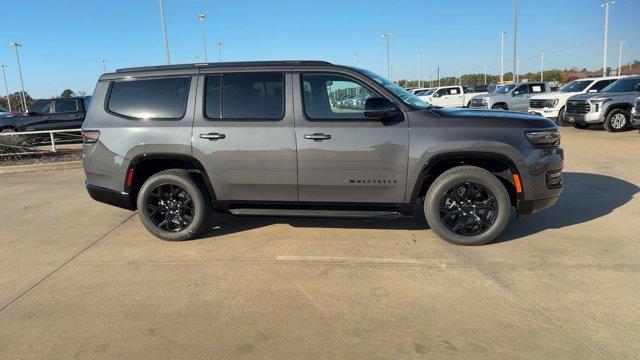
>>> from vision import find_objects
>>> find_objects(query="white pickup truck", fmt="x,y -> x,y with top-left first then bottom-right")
418,86 -> 486,108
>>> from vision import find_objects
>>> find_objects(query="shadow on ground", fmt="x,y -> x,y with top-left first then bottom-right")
201,172 -> 638,244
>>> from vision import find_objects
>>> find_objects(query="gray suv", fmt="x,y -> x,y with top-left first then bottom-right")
82,61 -> 563,245
564,75 -> 640,131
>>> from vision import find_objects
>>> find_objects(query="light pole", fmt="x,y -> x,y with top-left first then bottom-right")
9,42 -> 27,111
437,66 -> 440,87
158,0 -> 171,64
601,1 -> 615,76
353,53 -> 359,65
381,33 -> 394,79
540,51 -> 544,81
499,31 -> 506,83
216,42 -> 223,62
1,65 -> 11,112
512,0 -> 518,82
101,59 -> 107,73
617,40 -> 626,76
484,65 -> 487,85
197,13 -> 208,62
417,52 -> 422,88
395,64 -> 400,84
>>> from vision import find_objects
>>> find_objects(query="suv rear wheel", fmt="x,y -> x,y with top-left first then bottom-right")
492,103 -> 508,110
137,169 -> 212,241
424,166 -> 510,245
603,109 -> 629,132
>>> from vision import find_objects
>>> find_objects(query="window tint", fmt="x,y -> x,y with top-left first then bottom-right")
514,85 -> 528,94
30,101 -> 52,115
222,73 -> 284,119
528,84 -> 545,93
55,99 -> 78,113
590,80 -> 613,92
301,73 -> 378,120
449,87 -> 460,95
108,77 -> 190,119
204,75 -> 221,119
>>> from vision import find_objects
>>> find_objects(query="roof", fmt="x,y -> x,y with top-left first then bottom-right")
115,60 -> 334,73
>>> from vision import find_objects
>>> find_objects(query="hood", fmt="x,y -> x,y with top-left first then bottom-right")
530,92 -> 577,101
569,91 -> 637,101
431,107 -> 557,129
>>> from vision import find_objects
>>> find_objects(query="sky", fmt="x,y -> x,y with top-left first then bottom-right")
0,0 -> 638,98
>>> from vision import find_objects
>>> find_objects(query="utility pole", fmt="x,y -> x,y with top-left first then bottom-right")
9,42 -> 27,111
1,65 -> 11,112
484,65 -> 487,85
601,1 -> 615,76
499,31 -> 506,83
197,13 -> 208,62
540,51 -> 544,81
101,59 -> 107,73
512,0 -> 518,82
417,52 -> 422,88
158,0 -> 171,64
437,66 -> 440,86
516,58 -> 520,82
381,33 -> 394,79
617,40 -> 626,76
353,53 -> 359,65
216,42 -> 223,62
395,64 -> 400,84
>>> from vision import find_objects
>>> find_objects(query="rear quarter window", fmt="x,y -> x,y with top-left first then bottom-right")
107,77 -> 191,120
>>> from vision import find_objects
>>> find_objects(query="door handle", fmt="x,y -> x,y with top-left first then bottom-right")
70,114 -> 80,118
43,116 -> 52,120
304,133 -> 331,141
199,132 -> 226,140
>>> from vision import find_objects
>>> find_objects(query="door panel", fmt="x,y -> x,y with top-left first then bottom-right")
192,72 -> 297,201
294,72 -> 409,203
50,99 -> 84,129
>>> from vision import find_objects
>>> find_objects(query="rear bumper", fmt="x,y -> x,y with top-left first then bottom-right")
517,196 -> 559,216
86,182 -> 135,210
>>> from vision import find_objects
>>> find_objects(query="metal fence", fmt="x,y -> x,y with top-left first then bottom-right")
0,128 -> 82,153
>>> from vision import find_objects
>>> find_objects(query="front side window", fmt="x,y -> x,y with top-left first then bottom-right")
108,77 -> 190,119
589,80 -> 614,92
221,73 -> 284,119
54,99 -> 78,113
30,101 -> 52,115
494,84 -> 517,93
513,85 -> 528,95
301,73 -> 378,120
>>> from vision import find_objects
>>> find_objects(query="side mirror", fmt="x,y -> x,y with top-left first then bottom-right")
364,97 -> 400,120
512,91 -> 519,97
433,93 -> 441,98
26,109 -> 36,116
588,89 -> 598,93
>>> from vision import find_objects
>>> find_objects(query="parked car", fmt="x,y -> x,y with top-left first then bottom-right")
412,88 -> 433,96
469,82 -> 551,112
563,75 -> 640,131
528,76 -> 622,125
410,87 -> 432,95
631,96 -> 640,130
418,85 -> 486,108
82,60 -> 563,245
0,107 -> 12,118
0,96 -> 92,133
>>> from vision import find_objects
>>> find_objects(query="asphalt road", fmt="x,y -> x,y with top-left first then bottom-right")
1,127 -> 639,359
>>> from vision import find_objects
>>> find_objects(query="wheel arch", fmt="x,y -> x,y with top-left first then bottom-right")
604,103 -> 632,118
410,152 -> 520,206
126,153 -> 216,209
492,102 -> 509,110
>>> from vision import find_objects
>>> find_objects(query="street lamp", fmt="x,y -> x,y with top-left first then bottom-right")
197,13 -> 208,62
101,59 -> 107,73
512,0 -> 518,82
484,65 -> 487,85
601,1 -> 615,76
158,0 -> 171,64
9,42 -> 27,111
381,33 -> 394,79
617,40 -> 626,76
1,65 -> 11,112
540,51 -> 544,81
499,31 -> 506,83
216,42 -> 223,62
417,52 -> 422,88
395,64 -> 400,84
353,53 -> 359,65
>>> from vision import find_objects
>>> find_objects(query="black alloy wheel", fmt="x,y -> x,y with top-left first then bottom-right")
146,183 -> 195,232
439,182 -> 497,236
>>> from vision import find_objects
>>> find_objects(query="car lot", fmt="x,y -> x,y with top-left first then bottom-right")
0,127 -> 639,359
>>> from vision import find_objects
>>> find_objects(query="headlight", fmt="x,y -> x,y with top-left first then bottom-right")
525,130 -> 560,147
544,99 -> 559,108
589,97 -> 611,105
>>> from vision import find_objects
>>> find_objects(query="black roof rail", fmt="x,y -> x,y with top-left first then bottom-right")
116,60 -> 334,73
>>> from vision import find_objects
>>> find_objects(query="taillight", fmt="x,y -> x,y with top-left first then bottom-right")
82,130 -> 100,143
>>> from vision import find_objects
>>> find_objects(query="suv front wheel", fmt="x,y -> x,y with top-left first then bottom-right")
137,169 -> 212,241
424,166 -> 510,245
603,109 -> 629,132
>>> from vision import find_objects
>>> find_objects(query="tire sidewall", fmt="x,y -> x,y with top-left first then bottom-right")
604,110 -> 629,132
136,172 -> 207,241
557,107 -> 567,126
425,169 -> 510,245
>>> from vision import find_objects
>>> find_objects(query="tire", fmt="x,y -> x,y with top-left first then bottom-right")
424,166 -> 511,246
136,169 -> 212,241
556,107 -> 568,126
1,127 -> 16,133
603,109 -> 629,132
573,123 -> 589,129
492,103 -> 508,110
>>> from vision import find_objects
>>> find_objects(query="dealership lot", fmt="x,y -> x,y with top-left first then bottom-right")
0,127 -> 639,359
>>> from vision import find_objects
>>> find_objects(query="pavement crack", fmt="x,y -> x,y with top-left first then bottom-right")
0,212 -> 137,313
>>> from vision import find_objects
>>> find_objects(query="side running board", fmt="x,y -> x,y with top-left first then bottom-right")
228,208 -> 402,219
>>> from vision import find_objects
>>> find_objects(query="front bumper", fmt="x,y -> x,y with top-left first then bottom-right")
86,182 -> 135,210
528,107 -> 560,120
516,146 -> 564,216
563,111 -> 603,124
517,196 -> 560,216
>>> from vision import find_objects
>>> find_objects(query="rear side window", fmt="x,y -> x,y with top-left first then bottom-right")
107,77 -> 190,119
54,99 -> 78,113
207,73 -> 284,120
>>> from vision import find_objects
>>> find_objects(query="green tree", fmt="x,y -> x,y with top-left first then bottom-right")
60,89 -> 74,98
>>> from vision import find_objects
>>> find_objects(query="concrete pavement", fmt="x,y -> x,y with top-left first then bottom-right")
0,127 -> 639,359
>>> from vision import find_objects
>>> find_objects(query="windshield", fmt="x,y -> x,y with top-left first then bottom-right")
601,78 -> 640,93
421,89 -> 436,96
559,80 -> 592,93
357,69 -> 431,109
494,84 -> 517,93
